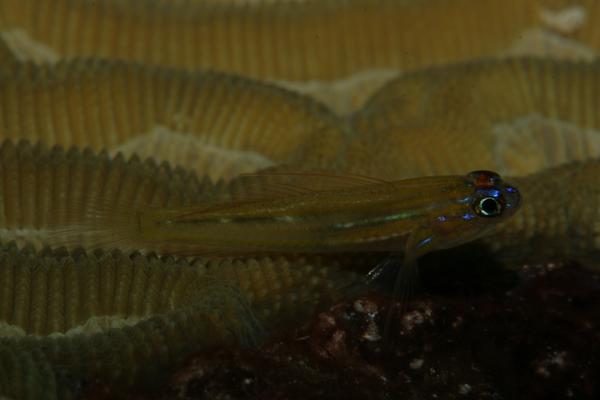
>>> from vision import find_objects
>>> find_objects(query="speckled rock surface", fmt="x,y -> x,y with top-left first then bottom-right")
91,252 -> 598,400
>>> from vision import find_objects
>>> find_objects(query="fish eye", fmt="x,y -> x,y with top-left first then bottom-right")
475,196 -> 503,217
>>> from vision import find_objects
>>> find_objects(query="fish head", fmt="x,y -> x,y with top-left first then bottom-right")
418,170 -> 521,254
467,170 -> 521,220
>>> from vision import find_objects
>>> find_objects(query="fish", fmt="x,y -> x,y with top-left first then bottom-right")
98,170 -> 521,260
0,140 -> 520,265
123,169 -> 520,342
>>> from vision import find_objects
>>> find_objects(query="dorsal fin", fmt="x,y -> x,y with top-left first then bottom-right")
223,168 -> 392,203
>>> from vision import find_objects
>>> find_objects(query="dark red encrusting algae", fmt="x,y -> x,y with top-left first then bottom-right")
82,260 -> 599,400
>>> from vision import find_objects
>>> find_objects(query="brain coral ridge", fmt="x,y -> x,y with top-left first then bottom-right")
0,242 -> 362,399
345,57 -> 600,179
0,59 -> 345,180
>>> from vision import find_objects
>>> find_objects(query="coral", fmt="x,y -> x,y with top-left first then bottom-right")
0,1 -> 599,398
347,58 -> 600,179
0,139 -> 212,252
165,262 -> 600,400
0,244 -> 362,398
0,61 -> 343,179
482,161 -> 600,267
4,1 -> 600,114
0,345 -> 59,400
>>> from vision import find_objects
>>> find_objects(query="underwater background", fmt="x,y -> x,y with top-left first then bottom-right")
0,0 -> 598,399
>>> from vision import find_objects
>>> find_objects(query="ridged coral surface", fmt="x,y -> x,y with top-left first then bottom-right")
0,345 -> 58,400
2,0 -> 600,80
0,61 -> 343,180
0,140 -> 213,251
3,0 -> 600,115
0,244 -> 360,397
483,160 -> 600,265
0,1 -> 598,399
347,58 -> 600,178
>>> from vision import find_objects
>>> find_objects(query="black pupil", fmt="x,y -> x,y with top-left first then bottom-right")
479,197 -> 501,216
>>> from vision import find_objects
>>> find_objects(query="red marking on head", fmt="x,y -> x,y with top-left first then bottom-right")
468,170 -> 501,188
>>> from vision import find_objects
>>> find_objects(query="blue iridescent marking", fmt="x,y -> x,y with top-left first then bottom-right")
437,215 -> 448,222
462,213 -> 476,221
478,188 -> 501,198
505,186 -> 517,193
417,237 -> 433,248
458,196 -> 472,204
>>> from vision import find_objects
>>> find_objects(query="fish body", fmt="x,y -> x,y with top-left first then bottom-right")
136,171 -> 520,257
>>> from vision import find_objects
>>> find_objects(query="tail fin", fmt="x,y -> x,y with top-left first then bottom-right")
51,195 -> 146,254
